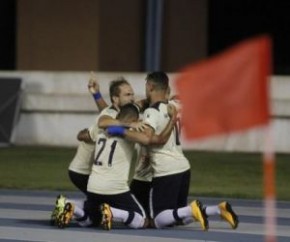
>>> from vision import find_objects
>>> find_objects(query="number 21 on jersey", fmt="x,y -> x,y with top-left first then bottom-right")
94,138 -> 117,166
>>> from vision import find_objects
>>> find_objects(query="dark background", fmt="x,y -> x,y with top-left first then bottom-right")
208,0 -> 290,74
1,0 -> 290,74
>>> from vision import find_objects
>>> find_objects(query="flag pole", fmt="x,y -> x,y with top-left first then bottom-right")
263,124 -> 277,242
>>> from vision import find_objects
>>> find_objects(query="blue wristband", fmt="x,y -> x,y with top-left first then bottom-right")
107,126 -> 126,136
93,92 -> 102,101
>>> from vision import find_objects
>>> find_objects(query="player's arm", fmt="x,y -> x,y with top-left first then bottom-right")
125,115 -> 174,145
99,113 -> 147,131
144,103 -> 177,145
129,107 -> 157,145
77,128 -> 94,143
107,113 -> 176,146
98,114 -> 124,129
119,104 -> 177,145
150,103 -> 177,144
117,116 -> 175,146
123,125 -> 154,145
127,114 -> 176,145
88,71 -> 108,111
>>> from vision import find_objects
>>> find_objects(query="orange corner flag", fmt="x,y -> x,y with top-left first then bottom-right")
174,35 -> 272,140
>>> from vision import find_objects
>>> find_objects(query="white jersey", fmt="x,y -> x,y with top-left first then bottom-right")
89,106 -> 119,141
133,145 -> 153,182
87,132 -> 135,195
143,101 -> 190,177
68,141 -> 95,175
68,106 -> 118,174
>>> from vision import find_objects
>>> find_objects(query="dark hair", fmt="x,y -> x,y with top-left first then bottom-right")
117,103 -> 139,121
109,77 -> 129,103
146,71 -> 169,90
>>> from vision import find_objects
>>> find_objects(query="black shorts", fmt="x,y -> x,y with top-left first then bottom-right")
86,191 -> 146,225
130,179 -> 151,217
150,169 -> 190,217
68,170 -> 89,195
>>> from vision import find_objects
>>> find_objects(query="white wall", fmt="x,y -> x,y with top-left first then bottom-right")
1,71 -> 289,153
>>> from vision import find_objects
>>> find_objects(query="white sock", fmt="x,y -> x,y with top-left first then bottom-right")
154,206 -> 191,228
177,206 -> 192,217
128,212 -> 145,229
73,204 -> 85,219
110,207 -> 129,222
66,198 -> 84,209
182,216 -> 194,225
154,210 -> 174,228
110,207 -> 144,228
205,205 -> 220,216
78,217 -> 93,227
64,199 -> 85,219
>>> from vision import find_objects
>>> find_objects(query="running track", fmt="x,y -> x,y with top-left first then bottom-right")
0,190 -> 289,242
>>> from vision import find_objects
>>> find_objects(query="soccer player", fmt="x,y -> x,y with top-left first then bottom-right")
87,103 -> 147,229
57,103 -> 149,229
50,73 -> 107,225
67,73 -> 108,195
108,72 -> 206,229
108,71 -> 239,230
50,76 -> 144,226
55,103 -> 178,229
129,86 -> 178,222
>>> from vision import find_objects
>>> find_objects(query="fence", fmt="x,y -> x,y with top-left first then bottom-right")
0,71 -> 289,153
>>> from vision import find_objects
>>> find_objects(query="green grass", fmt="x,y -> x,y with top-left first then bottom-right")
0,146 -> 75,191
188,151 -> 290,201
0,146 -> 289,200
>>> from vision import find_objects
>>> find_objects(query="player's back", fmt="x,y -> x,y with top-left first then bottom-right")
143,102 -> 190,177
68,105 -> 118,175
87,130 -> 135,195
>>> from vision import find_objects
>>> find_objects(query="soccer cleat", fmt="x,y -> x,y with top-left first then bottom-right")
50,194 -> 66,226
219,201 -> 239,229
100,203 -> 113,230
191,200 -> 208,231
57,202 -> 75,228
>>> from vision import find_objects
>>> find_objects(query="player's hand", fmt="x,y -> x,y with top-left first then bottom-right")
88,71 -> 100,94
77,128 -> 94,143
129,121 -> 147,132
167,104 -> 177,119
170,94 -> 180,100
136,155 -> 153,177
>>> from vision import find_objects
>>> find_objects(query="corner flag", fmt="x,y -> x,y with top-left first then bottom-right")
175,35 -> 276,242
175,35 -> 271,140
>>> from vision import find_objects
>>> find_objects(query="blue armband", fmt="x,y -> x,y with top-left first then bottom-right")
92,92 -> 102,101
107,126 -> 126,136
